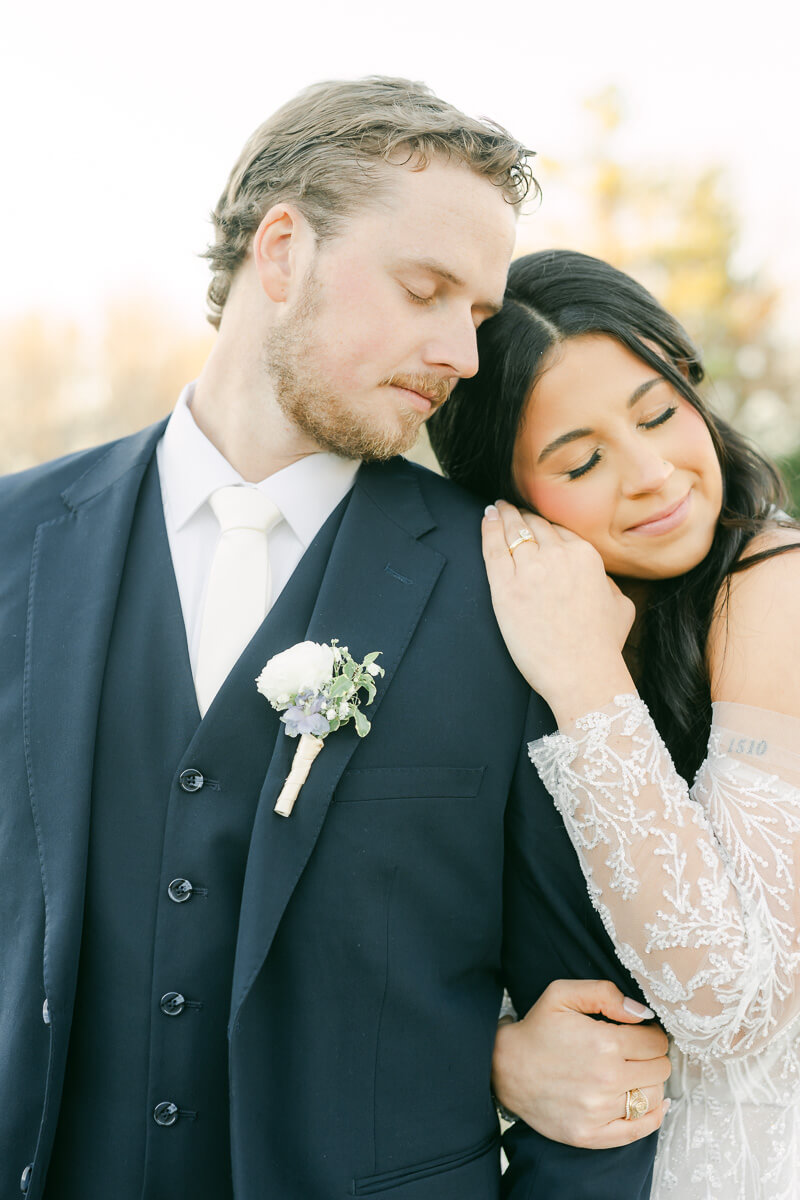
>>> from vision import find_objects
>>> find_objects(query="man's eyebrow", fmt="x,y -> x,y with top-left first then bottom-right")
536,377 -> 666,465
394,257 -> 504,315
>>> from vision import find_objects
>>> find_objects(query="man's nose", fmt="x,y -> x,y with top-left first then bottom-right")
621,443 -> 675,497
422,318 -> 480,381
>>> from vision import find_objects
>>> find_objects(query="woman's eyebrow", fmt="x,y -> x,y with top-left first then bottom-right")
536,377 -> 665,465
537,426 -> 594,465
627,377 -> 664,408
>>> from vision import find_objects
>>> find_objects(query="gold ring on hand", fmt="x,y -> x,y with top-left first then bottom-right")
508,528 -> 537,557
624,1088 -> 649,1120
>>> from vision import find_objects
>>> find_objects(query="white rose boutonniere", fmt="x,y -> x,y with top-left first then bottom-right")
257,641 -> 336,708
256,639 -> 384,817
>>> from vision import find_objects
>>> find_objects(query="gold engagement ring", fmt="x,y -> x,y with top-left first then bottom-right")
508,529 -> 537,557
624,1088 -> 649,1121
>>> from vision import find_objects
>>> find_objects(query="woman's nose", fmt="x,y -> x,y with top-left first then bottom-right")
621,446 -> 675,497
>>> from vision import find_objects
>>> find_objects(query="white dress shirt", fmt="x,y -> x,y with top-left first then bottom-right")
156,383 -> 360,675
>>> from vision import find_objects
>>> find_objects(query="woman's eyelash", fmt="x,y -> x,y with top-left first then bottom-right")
565,406 -> 678,480
641,405 -> 677,429
405,288 -> 434,305
567,451 -> 601,480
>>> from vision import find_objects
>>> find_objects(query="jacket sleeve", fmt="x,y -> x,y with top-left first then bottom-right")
501,694 -> 658,1200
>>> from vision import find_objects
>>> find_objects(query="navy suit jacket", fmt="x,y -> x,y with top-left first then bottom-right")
0,422 -> 657,1198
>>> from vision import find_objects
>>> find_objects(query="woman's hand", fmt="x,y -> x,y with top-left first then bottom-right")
482,501 -> 636,724
492,980 -> 671,1148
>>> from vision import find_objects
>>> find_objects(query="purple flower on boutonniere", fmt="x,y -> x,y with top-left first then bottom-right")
282,692 -> 331,738
256,640 -> 384,817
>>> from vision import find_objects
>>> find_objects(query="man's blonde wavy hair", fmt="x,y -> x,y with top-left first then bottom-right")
203,76 -> 537,329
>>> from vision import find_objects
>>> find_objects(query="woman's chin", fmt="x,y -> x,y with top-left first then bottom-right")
609,548 -> 712,582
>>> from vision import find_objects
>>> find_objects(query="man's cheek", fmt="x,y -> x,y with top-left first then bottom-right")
331,330 -> 387,382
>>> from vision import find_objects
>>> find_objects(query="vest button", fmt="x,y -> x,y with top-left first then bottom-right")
42,998 -> 51,1025
153,1101 -> 180,1127
20,1164 -> 33,1193
160,991 -> 186,1016
179,768 -> 204,793
168,878 -> 193,903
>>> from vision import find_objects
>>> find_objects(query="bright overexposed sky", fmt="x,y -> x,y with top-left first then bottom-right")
4,0 -> 800,335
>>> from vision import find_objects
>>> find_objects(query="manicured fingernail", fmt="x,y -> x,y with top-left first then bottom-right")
662,1099 -> 671,1112
623,997 -> 655,1019
484,504 -> 500,521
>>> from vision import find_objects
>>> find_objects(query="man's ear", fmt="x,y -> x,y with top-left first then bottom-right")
252,203 -> 307,303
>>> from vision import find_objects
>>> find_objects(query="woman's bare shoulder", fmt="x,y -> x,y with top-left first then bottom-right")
708,522 -> 800,713
737,521 -> 800,557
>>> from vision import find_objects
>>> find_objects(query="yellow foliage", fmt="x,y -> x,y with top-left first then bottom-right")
1,300 -> 213,475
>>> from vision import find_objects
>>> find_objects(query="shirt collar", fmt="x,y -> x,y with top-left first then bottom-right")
158,382 -> 360,545
259,450 -> 361,548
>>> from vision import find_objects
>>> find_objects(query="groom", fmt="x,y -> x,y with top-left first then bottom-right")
1,78 -> 662,1199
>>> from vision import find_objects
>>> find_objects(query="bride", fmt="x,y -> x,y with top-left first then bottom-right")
428,250 -> 800,1198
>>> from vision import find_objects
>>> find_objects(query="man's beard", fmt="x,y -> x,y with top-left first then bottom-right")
263,272 -> 446,462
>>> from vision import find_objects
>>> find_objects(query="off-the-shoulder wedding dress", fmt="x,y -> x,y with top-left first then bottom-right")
530,697 -> 800,1199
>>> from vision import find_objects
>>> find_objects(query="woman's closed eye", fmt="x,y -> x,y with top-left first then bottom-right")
640,405 -> 677,430
565,450 -> 602,480
564,406 -> 679,482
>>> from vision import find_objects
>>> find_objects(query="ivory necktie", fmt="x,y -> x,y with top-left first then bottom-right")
195,485 -> 283,716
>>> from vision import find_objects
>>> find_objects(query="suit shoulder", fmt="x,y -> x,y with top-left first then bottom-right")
395,458 -> 491,575
0,423 -> 162,545
1,442 -> 104,498
400,457 -> 487,523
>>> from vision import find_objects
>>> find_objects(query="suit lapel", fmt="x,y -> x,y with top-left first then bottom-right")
231,459 -> 445,1024
24,421 -> 167,1018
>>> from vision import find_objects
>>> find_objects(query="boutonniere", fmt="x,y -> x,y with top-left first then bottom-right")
256,639 -> 385,817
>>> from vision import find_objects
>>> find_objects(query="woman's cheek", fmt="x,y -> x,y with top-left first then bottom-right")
524,477 -> 600,540
677,407 -> 724,491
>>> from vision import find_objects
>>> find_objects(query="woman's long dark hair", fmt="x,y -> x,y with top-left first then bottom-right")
428,249 -> 799,780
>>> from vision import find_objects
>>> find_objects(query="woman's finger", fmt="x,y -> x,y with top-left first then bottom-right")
520,513 -> 567,547
588,1099 -> 670,1150
481,505 -> 516,582
522,512 -> 590,547
546,521 -> 584,543
622,1052 -> 672,1092
497,501 -> 564,550
491,500 -> 540,565
493,502 -> 550,563
617,1083 -> 664,1123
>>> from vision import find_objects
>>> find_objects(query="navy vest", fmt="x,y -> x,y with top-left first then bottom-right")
44,458 -> 346,1200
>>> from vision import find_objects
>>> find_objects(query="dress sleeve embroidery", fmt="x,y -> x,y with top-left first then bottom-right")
529,695 -> 800,1059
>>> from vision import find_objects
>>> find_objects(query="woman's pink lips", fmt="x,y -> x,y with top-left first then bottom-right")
626,491 -> 692,536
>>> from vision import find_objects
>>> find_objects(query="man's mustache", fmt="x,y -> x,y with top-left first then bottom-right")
382,373 -> 452,409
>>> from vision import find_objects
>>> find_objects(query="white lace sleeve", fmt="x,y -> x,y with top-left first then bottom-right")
529,696 -> 800,1060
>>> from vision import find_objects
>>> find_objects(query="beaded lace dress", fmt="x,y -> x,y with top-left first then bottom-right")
529,696 -> 800,1199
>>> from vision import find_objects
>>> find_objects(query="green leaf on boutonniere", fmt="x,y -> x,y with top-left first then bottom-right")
328,675 -> 352,700
353,709 -> 371,738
